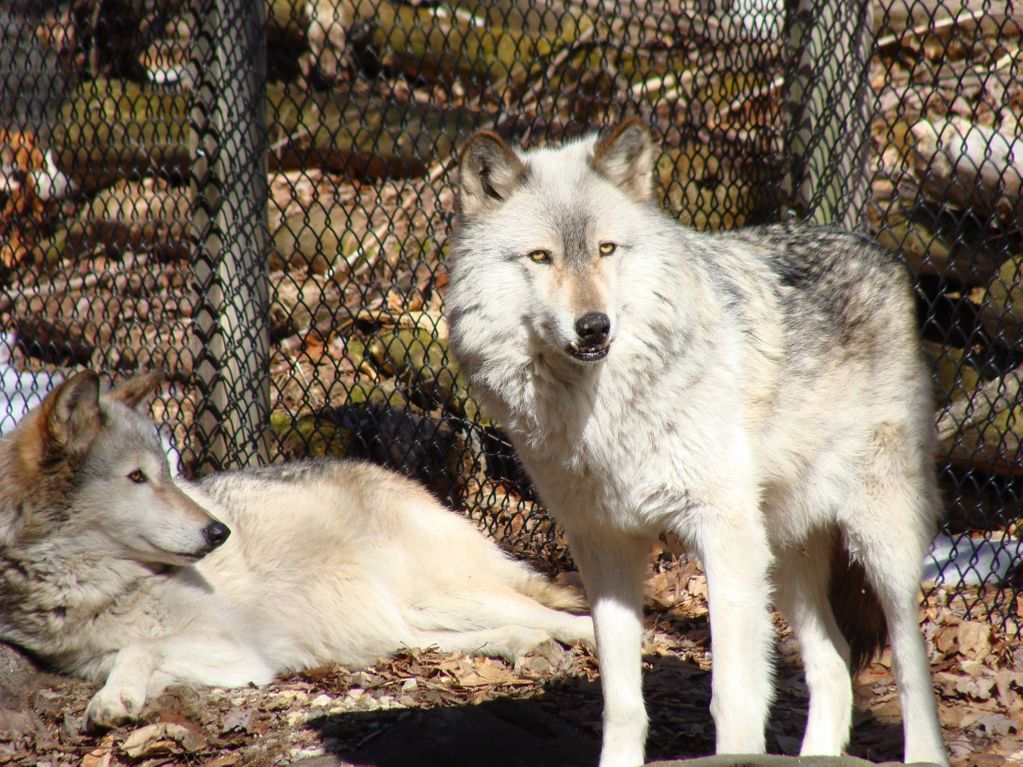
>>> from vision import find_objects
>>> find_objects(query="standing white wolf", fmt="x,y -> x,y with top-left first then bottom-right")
446,118 -> 948,767
0,371 -> 593,730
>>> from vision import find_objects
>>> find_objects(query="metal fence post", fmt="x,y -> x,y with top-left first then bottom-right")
783,0 -> 874,229
188,0 -> 271,473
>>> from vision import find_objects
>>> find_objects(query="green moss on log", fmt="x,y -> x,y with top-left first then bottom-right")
268,86 -> 489,177
51,78 -> 191,194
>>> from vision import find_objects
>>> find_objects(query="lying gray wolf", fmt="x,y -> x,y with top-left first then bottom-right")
446,118 -> 948,767
0,371 -> 594,730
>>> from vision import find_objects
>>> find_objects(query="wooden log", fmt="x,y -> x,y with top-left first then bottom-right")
267,86 -> 492,177
922,340 -> 982,406
268,271 -> 346,337
455,0 -> 590,36
938,364 -> 1023,476
978,255 -> 1023,350
869,201 -> 1007,286
12,295 -> 194,377
13,315 -> 93,366
268,197 -> 370,274
50,78 -> 191,194
34,181 -> 191,263
305,0 -> 589,86
910,118 -> 1023,229
874,0 -> 1023,38
366,327 -> 471,415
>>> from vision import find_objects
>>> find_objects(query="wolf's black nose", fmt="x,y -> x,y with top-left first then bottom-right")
576,312 -> 611,345
203,521 -> 231,548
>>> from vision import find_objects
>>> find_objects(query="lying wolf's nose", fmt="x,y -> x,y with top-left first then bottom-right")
575,312 -> 611,345
203,521 -> 231,548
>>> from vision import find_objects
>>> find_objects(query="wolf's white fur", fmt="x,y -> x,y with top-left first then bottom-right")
0,372 -> 593,729
448,121 -> 948,766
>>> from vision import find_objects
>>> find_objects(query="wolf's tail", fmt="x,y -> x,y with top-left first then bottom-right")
828,531 -> 889,672
516,570 -> 590,614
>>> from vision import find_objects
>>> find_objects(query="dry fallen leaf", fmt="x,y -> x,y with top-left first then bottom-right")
957,621 -> 992,660
119,722 -> 207,759
81,735 -> 116,767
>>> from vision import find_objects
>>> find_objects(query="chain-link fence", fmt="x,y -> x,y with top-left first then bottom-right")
1,0 -> 1021,632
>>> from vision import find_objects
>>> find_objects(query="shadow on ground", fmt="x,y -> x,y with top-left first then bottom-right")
300,651 -> 906,767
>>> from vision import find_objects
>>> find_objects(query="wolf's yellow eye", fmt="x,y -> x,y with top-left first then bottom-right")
599,242 -> 617,256
527,249 -> 551,264
128,470 -> 147,484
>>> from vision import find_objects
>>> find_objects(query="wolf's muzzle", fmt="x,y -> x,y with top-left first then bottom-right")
576,312 -> 611,345
568,312 -> 611,362
202,521 -> 231,550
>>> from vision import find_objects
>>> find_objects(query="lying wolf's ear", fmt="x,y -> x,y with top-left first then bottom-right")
105,370 -> 163,409
43,370 -> 102,455
457,131 -> 526,219
590,118 -> 656,202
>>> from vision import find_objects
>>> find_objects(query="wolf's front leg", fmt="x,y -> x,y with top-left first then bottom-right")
85,633 -> 275,730
565,526 -> 651,767
694,507 -> 775,754
85,644 -> 159,729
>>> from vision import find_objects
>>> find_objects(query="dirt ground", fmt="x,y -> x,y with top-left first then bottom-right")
1,557 -> 1020,767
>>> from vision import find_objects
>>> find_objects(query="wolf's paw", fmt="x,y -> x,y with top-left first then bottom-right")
565,615 -> 596,649
85,686 -> 145,731
497,626 -> 557,663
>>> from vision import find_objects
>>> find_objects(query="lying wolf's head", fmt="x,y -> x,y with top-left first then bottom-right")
0,371 -> 229,567
449,119 -> 659,371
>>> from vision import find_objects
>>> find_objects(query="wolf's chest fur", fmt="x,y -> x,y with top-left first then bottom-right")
491,342 -> 746,534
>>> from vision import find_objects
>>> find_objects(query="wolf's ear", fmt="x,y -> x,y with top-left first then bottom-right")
457,131 -> 526,220
43,370 -> 102,455
590,118 -> 656,202
105,370 -> 163,409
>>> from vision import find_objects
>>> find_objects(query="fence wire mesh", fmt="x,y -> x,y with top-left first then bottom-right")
0,0 -> 1020,634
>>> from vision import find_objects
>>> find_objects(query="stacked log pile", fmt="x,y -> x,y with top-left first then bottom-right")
864,3 -> 1023,528
1,0 -> 1021,559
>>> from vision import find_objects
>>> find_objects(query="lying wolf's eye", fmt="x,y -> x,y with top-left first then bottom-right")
128,470 -> 147,484
527,249 -> 551,264
599,242 -> 617,256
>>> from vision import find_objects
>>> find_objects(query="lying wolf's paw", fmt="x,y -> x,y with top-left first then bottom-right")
498,626 -> 557,662
85,685 -> 146,731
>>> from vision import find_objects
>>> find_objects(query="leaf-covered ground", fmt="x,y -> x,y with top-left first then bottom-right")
1,557 -> 1020,767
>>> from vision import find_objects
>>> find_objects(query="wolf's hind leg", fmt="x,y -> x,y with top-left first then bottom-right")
473,594 -> 594,647
408,625 -> 555,662
408,578 -> 595,648
775,530 -> 852,756
850,523 -> 947,766
846,423 -> 948,766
